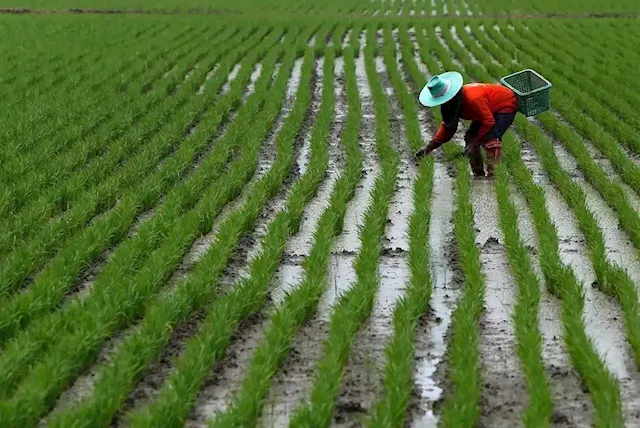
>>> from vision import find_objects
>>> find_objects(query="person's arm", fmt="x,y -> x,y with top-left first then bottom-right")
432,118 -> 458,145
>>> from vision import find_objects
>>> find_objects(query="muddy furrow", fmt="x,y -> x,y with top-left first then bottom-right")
333,55 -> 411,427
221,63 -> 241,94
470,179 -> 528,426
520,141 -> 637,425
407,104 -> 459,428
268,57 -> 328,304
182,58 -> 323,427
259,54 -> 348,428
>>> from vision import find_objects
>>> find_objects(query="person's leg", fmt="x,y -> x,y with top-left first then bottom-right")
481,112 -> 516,175
465,138 -> 485,176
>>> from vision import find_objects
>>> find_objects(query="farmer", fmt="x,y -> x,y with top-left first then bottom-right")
414,71 -> 519,177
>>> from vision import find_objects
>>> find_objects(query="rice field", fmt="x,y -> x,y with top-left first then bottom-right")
2,1 -> 640,427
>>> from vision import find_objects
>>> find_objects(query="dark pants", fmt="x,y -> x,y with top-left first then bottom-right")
465,112 -> 517,176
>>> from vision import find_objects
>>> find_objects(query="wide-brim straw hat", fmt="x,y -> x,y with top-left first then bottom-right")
419,71 -> 464,107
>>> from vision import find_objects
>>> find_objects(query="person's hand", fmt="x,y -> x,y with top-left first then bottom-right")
415,140 -> 437,159
464,138 -> 479,156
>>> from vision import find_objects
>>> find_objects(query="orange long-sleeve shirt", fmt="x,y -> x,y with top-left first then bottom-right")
432,83 -> 518,144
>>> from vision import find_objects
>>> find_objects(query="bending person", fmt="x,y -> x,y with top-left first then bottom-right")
415,71 -> 519,177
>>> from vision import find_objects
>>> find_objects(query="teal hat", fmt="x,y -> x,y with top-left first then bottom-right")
419,71 -> 464,107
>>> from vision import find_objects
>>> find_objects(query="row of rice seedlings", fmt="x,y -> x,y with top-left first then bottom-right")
411,21 -> 486,427
0,27 -> 284,340
495,23 -> 640,193
0,24 -> 227,217
0,25 -> 309,427
457,22 -> 640,366
287,21 -> 400,427
519,21 -> 640,154
37,25 -> 314,428
439,22 -> 624,426
125,41 -> 327,428
368,22 -> 436,427
0,25 -> 246,257
467,22 -> 640,275
493,162 -> 555,426
206,24 -> 365,428
0,21 -> 187,171
0,26 -> 294,398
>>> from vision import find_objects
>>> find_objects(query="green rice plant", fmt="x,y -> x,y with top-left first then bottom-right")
493,163 -> 554,426
369,23 -> 436,427
439,154 -> 484,427
0,25 -> 248,257
0,26 -> 285,339
288,21 -> 400,427
125,43 -> 325,428
0,26 -> 313,428
409,23 -> 486,426
206,34 -> 364,428
448,22 -> 624,426
0,26 -> 293,397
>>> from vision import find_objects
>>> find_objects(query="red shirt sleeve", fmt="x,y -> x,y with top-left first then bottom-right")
471,97 -> 496,143
433,121 -> 456,145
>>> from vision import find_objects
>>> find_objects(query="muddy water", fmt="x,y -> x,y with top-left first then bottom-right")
550,112 -> 640,214
244,63 -> 263,101
470,179 -> 527,427
186,313 -> 271,427
296,59 -> 324,177
463,25 -> 500,65
521,141 -> 640,422
508,170 -> 595,427
197,64 -> 219,95
434,26 -> 464,71
450,26 -> 479,65
409,109 -> 459,427
186,59 -> 326,427
551,143 -> 640,287
271,56 -> 344,305
221,63 -> 241,94
320,41 -> 380,315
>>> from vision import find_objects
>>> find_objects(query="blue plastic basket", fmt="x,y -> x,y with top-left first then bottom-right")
500,69 -> 552,117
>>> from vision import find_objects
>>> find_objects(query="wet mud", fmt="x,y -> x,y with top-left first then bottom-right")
549,113 -> 640,213
221,63 -> 241,94
470,179 -> 527,427
408,108 -> 459,428
186,312 -> 271,427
